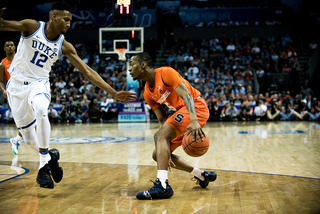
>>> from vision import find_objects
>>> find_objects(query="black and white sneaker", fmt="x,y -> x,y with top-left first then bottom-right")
48,148 -> 63,183
36,164 -> 54,189
136,179 -> 174,200
194,171 -> 217,188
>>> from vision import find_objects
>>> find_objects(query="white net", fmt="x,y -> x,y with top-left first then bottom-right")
114,48 -> 128,61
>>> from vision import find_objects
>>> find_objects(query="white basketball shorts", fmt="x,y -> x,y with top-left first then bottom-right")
6,78 -> 51,131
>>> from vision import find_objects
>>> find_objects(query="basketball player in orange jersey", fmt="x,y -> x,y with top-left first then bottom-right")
129,53 -> 217,200
0,37 -> 25,155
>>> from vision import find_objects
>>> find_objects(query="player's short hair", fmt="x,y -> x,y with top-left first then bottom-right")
134,52 -> 153,67
2,37 -> 16,48
50,2 -> 74,13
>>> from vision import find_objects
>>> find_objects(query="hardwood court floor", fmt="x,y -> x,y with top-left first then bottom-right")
0,121 -> 319,214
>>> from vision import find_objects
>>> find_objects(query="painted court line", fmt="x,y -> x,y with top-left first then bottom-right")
0,164 -> 30,185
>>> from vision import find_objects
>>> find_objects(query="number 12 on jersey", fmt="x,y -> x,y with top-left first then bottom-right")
30,51 -> 48,68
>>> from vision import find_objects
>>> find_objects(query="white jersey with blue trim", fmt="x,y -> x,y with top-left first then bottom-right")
8,21 -> 64,82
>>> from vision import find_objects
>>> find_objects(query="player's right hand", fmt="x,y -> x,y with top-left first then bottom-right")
114,91 -> 137,103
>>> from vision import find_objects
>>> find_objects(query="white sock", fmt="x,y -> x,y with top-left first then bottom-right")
15,135 -> 23,141
39,152 -> 51,169
191,167 -> 204,181
157,170 -> 168,189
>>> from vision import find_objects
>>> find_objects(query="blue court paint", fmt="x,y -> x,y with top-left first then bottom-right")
0,136 -> 151,144
239,130 -> 306,134
0,164 -> 30,185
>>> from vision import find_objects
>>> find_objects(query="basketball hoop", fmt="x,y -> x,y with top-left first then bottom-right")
114,48 -> 128,61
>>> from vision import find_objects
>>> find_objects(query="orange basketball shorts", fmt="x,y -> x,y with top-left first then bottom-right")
165,97 -> 209,152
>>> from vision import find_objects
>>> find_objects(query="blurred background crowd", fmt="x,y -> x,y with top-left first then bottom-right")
0,0 -> 319,123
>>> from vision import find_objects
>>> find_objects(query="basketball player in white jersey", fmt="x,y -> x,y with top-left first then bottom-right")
0,3 -> 137,189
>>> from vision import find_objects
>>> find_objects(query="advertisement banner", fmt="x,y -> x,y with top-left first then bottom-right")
118,102 -> 146,122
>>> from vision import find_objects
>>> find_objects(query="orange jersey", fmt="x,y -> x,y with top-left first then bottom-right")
143,66 -> 201,111
1,58 -> 11,84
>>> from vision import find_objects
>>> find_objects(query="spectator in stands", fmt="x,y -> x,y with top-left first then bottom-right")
233,93 -> 242,105
308,99 -> 320,121
106,62 -> 115,72
48,104 -> 59,123
187,69 -> 197,82
237,102 -> 246,121
248,95 -> 256,106
282,63 -> 291,73
296,99 -> 310,120
88,99 -> 101,122
90,59 -> 99,71
243,68 -> 253,80
208,101 -> 220,121
251,43 -> 260,55
232,61 -> 243,72
287,45 -> 297,59
58,104 -> 70,123
61,85 -> 69,95
53,96 -> 63,107
306,95 -> 312,109
226,41 -> 235,51
225,102 -> 238,121
267,99 -> 281,121
100,96 -> 110,121
256,66 -> 265,82
284,91 -> 294,103
309,40 -> 317,55
279,101 -> 294,121
167,51 -> 176,65
283,33 -> 292,44
252,55 -> 263,69
234,76 -> 245,88
176,51 -> 185,68
251,34 -> 260,45
108,99 -> 120,121
206,94 -> 217,104
187,61 -> 199,74
300,84 -> 313,97
67,97 -> 82,123
267,34 -> 275,45
87,85 -> 96,101
242,55 -> 252,67
253,100 -> 267,121
271,51 -> 279,63
56,77 -> 66,89
245,101 -> 253,121
279,51 -> 288,67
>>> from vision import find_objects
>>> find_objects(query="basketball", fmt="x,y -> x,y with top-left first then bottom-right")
182,133 -> 209,157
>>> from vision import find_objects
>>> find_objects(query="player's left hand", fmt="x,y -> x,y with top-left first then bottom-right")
185,120 -> 206,142
114,91 -> 137,103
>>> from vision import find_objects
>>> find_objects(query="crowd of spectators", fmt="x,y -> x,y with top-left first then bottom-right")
0,31 -> 318,123
161,32 -> 318,122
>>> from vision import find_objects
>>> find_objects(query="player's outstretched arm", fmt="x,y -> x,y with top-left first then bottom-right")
62,40 -> 136,103
0,8 -> 39,32
0,62 -> 7,99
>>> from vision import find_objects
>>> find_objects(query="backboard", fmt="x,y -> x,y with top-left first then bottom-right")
99,27 -> 144,55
